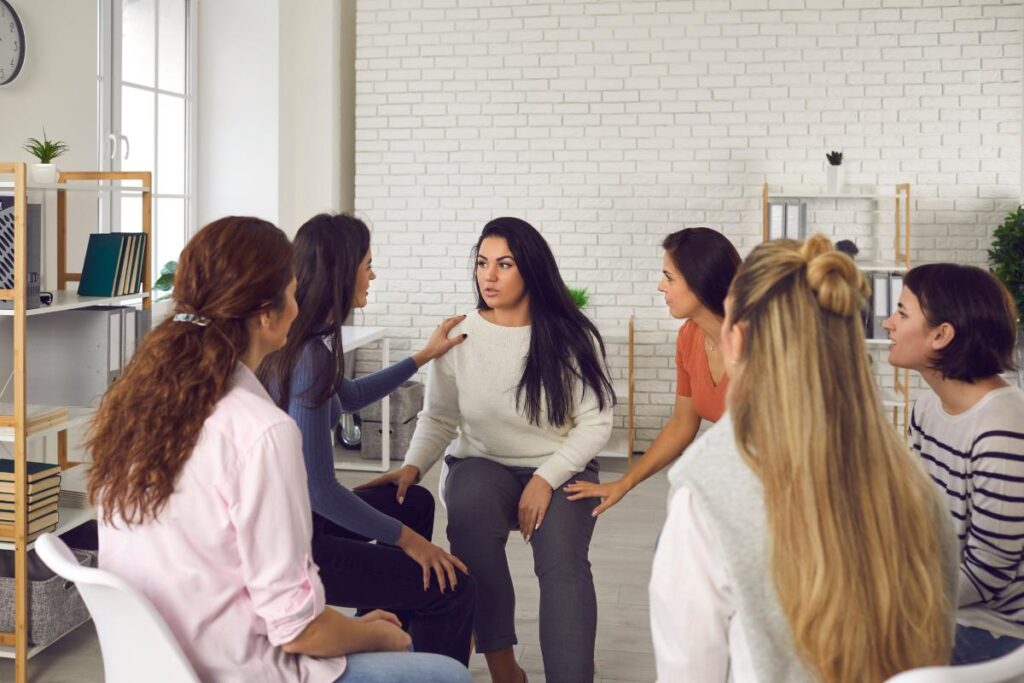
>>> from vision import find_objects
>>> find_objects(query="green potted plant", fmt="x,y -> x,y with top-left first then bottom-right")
153,261 -> 177,302
989,204 -> 1024,388
568,286 -> 589,310
22,128 -> 70,184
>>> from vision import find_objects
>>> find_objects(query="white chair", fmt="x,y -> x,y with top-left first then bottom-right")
34,534 -> 200,683
886,646 -> 1024,683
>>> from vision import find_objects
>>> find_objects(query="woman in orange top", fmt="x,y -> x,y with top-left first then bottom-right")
566,227 -> 740,514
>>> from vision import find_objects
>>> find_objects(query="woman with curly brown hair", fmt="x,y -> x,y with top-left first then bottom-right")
87,217 -> 470,683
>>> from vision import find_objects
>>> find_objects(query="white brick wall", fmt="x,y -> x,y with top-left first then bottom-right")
353,0 -> 1022,449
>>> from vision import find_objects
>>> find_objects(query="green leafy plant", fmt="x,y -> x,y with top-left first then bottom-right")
153,260 -> 177,301
568,286 -> 589,310
990,205 -> 1024,331
826,150 -> 843,166
22,128 -> 70,164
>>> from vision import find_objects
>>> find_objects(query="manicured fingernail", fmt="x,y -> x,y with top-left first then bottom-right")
534,522 -> 540,530
398,497 -> 404,504
462,334 -> 468,339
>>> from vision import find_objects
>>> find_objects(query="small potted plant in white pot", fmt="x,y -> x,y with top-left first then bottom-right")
826,150 -> 844,194
22,129 -> 70,184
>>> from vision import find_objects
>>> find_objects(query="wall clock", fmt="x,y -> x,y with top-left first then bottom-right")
0,0 -> 25,86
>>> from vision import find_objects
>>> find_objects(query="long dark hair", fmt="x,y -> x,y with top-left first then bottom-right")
475,217 -> 615,427
662,227 -> 741,318
259,213 -> 371,410
89,217 -> 293,524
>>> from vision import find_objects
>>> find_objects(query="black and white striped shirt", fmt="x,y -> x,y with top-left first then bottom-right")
911,385 -> 1024,638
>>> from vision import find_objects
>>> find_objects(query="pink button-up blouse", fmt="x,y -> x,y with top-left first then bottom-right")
98,364 -> 346,682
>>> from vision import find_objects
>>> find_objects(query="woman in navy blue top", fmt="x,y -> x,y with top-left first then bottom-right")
259,213 -> 475,666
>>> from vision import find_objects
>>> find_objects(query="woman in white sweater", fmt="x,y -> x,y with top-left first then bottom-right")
361,216 -> 615,683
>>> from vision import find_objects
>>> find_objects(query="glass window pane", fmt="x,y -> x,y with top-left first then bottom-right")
121,85 -> 155,177
121,0 -> 155,87
120,196 -> 142,233
157,94 -> 185,195
158,0 -> 186,94
155,197 -> 185,281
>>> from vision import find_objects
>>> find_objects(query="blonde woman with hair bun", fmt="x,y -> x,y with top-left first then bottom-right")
649,234 -> 958,682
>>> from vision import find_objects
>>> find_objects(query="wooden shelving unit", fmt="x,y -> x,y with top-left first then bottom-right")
0,164 -> 151,682
761,182 -> 912,431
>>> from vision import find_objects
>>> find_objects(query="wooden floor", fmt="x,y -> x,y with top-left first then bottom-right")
1,453 -> 669,683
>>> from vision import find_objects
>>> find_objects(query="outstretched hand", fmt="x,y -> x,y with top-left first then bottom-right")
564,478 -> 629,517
412,315 -> 468,367
354,464 -> 422,504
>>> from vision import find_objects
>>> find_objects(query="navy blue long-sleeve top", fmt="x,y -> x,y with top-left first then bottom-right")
282,339 -> 418,544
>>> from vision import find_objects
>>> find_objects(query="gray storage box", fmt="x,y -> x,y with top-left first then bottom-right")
0,548 -> 95,646
361,416 -> 418,461
360,381 -> 424,425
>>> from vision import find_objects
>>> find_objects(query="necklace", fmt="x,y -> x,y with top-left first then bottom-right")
704,334 -> 718,354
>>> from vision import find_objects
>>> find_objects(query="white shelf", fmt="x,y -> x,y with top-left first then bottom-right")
857,261 -> 908,273
768,189 -> 907,201
0,407 -> 94,442
0,641 -> 50,660
598,430 -> 632,459
0,182 -> 150,194
0,504 -> 95,552
0,290 -> 149,317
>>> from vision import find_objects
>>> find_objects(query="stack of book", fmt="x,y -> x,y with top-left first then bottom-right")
78,232 -> 149,297
58,463 -> 90,510
0,459 -> 61,541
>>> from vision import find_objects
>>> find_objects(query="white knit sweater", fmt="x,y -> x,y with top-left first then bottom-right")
404,310 -> 614,489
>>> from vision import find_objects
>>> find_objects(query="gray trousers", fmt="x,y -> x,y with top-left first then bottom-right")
443,455 -> 599,683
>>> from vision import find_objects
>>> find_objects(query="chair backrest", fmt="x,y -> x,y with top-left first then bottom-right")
886,647 -> 1024,683
34,534 -> 200,683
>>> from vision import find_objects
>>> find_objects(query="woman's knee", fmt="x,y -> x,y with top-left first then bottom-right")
402,484 -> 435,518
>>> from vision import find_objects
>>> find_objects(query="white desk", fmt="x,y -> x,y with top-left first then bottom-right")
335,325 -> 392,473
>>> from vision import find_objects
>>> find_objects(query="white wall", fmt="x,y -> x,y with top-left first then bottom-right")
197,0 -> 348,236
279,0 -> 344,233
354,0 -> 1023,448
0,0 -> 98,291
0,1 -> 97,170
196,0 -> 280,227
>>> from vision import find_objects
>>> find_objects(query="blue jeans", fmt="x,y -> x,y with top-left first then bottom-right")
952,625 -> 1024,665
336,652 -> 471,683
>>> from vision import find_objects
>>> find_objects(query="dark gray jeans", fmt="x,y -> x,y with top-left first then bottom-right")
443,455 -> 599,683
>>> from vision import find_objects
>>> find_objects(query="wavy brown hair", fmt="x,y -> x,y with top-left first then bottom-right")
728,235 -> 952,682
88,217 -> 293,525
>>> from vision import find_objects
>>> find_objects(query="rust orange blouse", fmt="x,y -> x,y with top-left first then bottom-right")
675,320 -> 729,422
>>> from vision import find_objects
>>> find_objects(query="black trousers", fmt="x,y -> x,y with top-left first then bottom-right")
310,483 -> 476,666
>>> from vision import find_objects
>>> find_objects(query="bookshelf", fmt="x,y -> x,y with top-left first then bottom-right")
761,182 -> 912,432
0,164 -> 151,680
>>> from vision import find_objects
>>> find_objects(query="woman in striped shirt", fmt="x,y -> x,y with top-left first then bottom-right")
884,262 -> 1024,665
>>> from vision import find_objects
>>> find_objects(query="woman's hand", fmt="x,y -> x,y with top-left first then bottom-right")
354,465 -> 421,504
395,526 -> 469,592
358,610 -> 411,652
564,478 -> 629,517
518,475 -> 553,542
412,315 -> 468,367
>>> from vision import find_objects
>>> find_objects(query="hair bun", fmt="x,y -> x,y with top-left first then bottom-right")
800,235 -> 870,318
